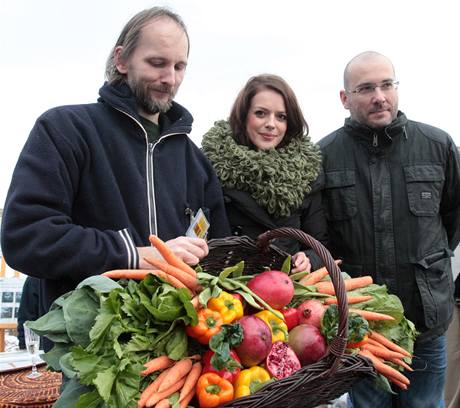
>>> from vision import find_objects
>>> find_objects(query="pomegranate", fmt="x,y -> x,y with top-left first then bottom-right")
247,270 -> 294,309
288,324 -> 327,366
297,299 -> 326,329
266,341 -> 301,379
235,316 -> 272,367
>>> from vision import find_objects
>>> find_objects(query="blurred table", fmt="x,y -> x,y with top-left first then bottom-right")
0,352 -> 61,407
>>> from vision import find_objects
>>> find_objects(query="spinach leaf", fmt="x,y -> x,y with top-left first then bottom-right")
63,287 -> 100,347
209,323 -> 243,371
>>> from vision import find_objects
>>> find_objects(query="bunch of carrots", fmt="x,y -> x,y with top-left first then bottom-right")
299,263 -> 413,389
103,235 -> 199,296
138,355 -> 203,408
358,331 -> 412,390
301,265 -> 396,322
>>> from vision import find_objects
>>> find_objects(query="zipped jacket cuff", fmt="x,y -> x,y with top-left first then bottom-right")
118,228 -> 139,269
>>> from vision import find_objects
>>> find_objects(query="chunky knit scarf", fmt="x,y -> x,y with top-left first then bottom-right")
202,120 -> 322,218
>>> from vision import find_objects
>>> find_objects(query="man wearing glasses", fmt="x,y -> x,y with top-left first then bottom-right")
319,51 -> 460,407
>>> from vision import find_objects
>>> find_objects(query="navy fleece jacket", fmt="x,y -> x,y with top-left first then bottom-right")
1,82 -> 230,317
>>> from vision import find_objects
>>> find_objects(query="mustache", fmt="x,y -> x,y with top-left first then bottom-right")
148,84 -> 173,94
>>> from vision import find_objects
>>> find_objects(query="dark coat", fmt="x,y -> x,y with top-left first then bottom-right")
1,82 -> 230,322
319,112 -> 460,340
224,182 -> 328,271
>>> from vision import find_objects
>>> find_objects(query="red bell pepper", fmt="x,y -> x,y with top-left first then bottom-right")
202,349 -> 242,384
280,307 -> 299,330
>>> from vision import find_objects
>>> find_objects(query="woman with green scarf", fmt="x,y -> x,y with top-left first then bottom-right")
202,74 -> 327,273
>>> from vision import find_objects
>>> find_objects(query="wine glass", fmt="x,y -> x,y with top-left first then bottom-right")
24,325 -> 42,379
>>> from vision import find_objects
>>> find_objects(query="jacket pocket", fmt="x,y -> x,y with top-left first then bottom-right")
413,248 -> 454,328
404,165 -> 444,216
323,170 -> 357,221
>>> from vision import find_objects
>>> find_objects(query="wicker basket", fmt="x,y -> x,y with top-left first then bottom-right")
200,227 -> 376,408
0,365 -> 62,408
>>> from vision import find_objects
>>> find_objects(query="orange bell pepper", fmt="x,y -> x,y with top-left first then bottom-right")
185,308 -> 223,344
196,372 -> 234,408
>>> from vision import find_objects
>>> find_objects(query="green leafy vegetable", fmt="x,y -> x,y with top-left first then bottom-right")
321,304 -> 369,345
209,323 -> 243,371
29,274 -> 197,408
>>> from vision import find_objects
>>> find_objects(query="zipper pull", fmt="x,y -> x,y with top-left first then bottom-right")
373,133 -> 378,147
185,207 -> 195,224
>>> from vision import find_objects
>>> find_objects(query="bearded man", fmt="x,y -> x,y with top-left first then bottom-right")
1,7 -> 230,350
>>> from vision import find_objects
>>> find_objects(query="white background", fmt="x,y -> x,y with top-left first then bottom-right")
1,0 -> 459,205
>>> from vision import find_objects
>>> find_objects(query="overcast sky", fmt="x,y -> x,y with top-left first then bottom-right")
1,0 -> 459,206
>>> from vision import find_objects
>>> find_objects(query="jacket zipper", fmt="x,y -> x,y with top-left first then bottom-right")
372,133 -> 378,147
114,106 -> 183,237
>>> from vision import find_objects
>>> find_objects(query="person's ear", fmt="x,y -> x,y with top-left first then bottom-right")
340,90 -> 350,110
114,46 -> 128,74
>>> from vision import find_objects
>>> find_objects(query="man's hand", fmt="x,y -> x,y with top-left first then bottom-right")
137,236 -> 209,268
291,251 -> 311,274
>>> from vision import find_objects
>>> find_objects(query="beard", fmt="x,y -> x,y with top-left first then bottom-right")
128,77 -> 176,115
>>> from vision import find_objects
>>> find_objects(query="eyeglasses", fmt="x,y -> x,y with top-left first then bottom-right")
349,80 -> 399,95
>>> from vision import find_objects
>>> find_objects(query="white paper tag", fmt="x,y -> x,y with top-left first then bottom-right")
185,208 -> 210,239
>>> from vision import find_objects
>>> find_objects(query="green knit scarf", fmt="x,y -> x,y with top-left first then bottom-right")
202,120 -> 322,217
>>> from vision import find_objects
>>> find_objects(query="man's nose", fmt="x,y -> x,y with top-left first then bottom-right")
372,86 -> 387,103
160,66 -> 176,86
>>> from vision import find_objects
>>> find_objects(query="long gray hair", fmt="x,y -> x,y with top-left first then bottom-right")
105,7 -> 189,85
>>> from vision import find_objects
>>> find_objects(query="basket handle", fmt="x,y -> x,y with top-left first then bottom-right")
257,227 -> 348,375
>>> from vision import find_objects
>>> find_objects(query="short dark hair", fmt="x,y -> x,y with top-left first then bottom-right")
105,7 -> 189,84
229,74 -> 308,149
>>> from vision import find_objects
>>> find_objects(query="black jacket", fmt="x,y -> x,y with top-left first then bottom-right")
1,82 -> 230,318
319,112 -> 460,340
224,183 -> 328,271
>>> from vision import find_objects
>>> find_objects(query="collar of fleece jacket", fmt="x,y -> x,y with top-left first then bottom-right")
98,81 -> 194,136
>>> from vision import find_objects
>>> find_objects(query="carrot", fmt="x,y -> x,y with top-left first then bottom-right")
362,343 -> 406,360
366,337 -> 388,349
138,368 -> 171,408
143,257 -> 198,292
388,357 -> 414,372
149,235 -> 197,279
179,388 -> 195,408
299,267 -> 329,286
179,362 -> 202,402
359,349 -> 410,386
141,356 -> 174,377
158,358 -> 193,392
369,331 -> 412,357
155,399 -> 171,408
146,377 -> 186,407
324,295 -> 373,305
348,308 -> 395,321
102,269 -> 156,280
152,270 -> 192,294
315,276 -> 373,295
299,260 -> 342,286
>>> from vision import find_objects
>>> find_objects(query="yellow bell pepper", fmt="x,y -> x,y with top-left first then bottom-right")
207,291 -> 244,324
255,310 -> 288,342
234,366 -> 271,398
